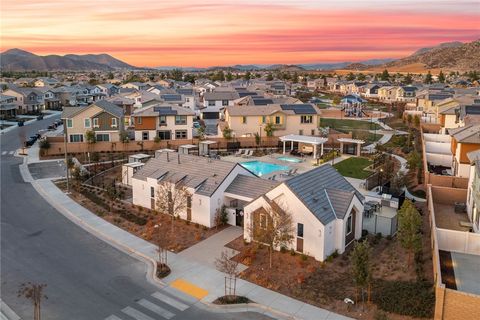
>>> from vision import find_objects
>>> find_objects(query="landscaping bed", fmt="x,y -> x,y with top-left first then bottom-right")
334,157 -> 373,179
54,180 -> 227,252
320,118 -> 381,131
212,296 -> 251,305
225,203 -> 433,320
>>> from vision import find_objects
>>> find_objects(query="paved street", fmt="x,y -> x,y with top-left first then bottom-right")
0,116 -> 272,320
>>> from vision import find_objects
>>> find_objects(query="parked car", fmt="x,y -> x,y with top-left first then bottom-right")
17,120 -> 25,127
47,124 -> 55,130
24,136 -> 37,147
54,120 -> 63,126
37,115 -> 44,120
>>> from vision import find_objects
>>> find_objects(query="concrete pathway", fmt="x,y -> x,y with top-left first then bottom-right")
388,153 -> 426,203
20,149 -> 353,320
179,226 -> 247,271
0,300 -> 21,320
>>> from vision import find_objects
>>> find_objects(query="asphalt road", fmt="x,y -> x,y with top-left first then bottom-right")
0,116 -> 273,320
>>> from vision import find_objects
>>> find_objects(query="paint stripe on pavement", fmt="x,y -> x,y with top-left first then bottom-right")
170,279 -> 208,300
104,315 -> 123,320
137,299 -> 175,319
121,306 -> 155,320
151,291 -> 189,311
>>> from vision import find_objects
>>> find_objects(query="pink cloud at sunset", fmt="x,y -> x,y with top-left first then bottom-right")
1,0 -> 479,67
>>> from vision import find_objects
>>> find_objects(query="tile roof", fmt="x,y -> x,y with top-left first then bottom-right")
284,164 -> 363,225
204,91 -> 240,101
133,153 -> 243,196
225,174 -> 279,200
448,124 -> 480,144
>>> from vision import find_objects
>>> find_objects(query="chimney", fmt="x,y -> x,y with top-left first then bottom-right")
167,152 -> 170,162
177,153 -> 180,164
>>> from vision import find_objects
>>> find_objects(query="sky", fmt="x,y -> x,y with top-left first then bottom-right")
1,0 -> 479,67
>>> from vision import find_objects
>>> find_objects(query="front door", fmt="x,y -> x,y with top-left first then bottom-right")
187,196 -> 192,221
296,238 -> 304,253
236,209 -> 243,227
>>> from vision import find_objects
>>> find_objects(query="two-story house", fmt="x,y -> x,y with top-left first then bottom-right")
2,87 -> 44,113
449,124 -> 480,178
0,94 -> 18,119
61,100 -> 125,143
221,103 -> 322,137
132,104 -> 195,141
202,91 -> 240,119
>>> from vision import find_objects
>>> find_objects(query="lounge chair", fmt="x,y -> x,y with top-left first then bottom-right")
280,169 -> 293,177
234,149 -> 244,157
242,150 -> 253,158
290,168 -> 298,176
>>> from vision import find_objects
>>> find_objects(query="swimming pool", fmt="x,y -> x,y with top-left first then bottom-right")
240,161 -> 289,176
277,156 -> 303,163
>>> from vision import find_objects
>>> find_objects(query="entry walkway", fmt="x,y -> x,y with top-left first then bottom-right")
179,226 -> 248,271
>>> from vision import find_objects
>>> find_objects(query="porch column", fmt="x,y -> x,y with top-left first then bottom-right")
283,140 -> 286,154
356,143 -> 361,156
290,140 -> 294,150
320,143 -> 324,156
339,142 -> 344,154
313,144 -> 317,159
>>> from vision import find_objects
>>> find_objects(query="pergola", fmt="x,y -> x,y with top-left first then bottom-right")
279,134 -> 328,159
199,140 -> 217,156
337,138 -> 365,156
178,144 -> 197,155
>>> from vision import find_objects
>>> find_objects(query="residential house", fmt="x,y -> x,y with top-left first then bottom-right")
395,86 -> 418,103
202,91 -> 240,119
131,152 -> 271,227
36,87 -> 61,110
377,86 -> 398,102
221,103 -> 322,137
132,104 -> 195,141
244,164 -> 364,262
176,88 -> 197,112
0,94 -> 18,119
361,84 -> 381,98
34,77 -> 60,87
2,87 -> 44,113
449,124 -> 480,178
97,84 -> 120,97
121,82 -> 150,91
61,100 -> 125,143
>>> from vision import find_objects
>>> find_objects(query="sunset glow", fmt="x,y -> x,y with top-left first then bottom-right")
2,0 -> 479,67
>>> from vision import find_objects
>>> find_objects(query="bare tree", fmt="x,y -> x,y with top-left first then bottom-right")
215,249 -> 240,300
154,223 -> 170,275
155,181 -> 190,232
18,282 -> 47,320
248,200 -> 295,268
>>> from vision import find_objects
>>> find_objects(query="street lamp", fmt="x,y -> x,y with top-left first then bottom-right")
378,168 -> 384,193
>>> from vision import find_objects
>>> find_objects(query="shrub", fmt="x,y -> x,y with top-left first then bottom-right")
300,254 -> 308,261
373,280 -> 434,318
290,249 -> 296,256
331,249 -> 339,258
280,246 -> 287,253
386,235 -> 392,241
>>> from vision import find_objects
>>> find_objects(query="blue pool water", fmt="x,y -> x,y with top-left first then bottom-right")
277,156 -> 302,163
240,161 -> 289,176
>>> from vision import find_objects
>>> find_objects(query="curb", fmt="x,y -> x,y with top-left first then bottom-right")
197,301 -> 295,320
0,300 -> 21,320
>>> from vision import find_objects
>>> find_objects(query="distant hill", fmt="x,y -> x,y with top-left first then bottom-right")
385,40 -> 480,72
412,41 -> 464,56
0,48 -> 137,71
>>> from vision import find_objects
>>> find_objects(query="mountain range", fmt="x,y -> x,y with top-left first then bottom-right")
1,40 -> 479,72
0,49 -> 136,71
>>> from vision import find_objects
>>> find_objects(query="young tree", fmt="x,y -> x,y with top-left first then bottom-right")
244,71 -> 251,81
197,126 -> 206,141
263,122 -> 276,137
403,73 -> 413,85
380,69 -> 390,81
222,125 -> 233,140
225,72 -> 233,82
85,130 -> 96,144
346,72 -> 356,81
332,96 -> 341,105
215,249 -> 241,300
214,205 -> 228,229
155,181 -> 190,232
438,70 -> 445,83
18,282 -> 47,320
351,241 -> 372,306
414,115 -> 420,127
397,200 -> 422,267
254,132 -> 260,146
170,68 -> 183,81
249,202 -> 295,268
406,114 -> 413,126
357,73 -> 366,81
155,222 -> 171,275
266,73 -> 274,81
424,71 -> 433,84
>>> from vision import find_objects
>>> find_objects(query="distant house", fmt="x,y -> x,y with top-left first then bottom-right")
0,94 -> 18,119
3,86 -> 44,113
97,84 -> 120,97
362,84 -> 381,98
121,82 -> 150,91
244,165 -> 364,262
34,77 -> 60,87
448,124 -> 480,178
396,86 -> 418,102
61,100 -> 125,143
132,104 -> 195,141
221,103 -> 322,137
202,91 -> 240,119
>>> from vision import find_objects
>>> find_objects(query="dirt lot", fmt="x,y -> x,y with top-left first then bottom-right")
55,180 -> 226,252
226,203 -> 433,320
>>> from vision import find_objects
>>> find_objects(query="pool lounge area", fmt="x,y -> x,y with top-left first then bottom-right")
240,160 -> 290,176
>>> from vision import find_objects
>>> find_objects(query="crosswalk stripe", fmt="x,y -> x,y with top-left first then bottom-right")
1,151 -> 6,155
151,291 -> 189,311
121,306 -> 155,320
105,315 -> 123,320
137,299 -> 175,319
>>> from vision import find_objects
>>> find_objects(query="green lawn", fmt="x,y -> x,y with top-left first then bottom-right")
320,118 -> 381,131
352,131 -> 383,143
333,157 -> 373,179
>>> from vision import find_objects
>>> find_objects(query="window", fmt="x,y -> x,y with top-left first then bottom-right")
299,130 -> 303,135
175,130 -> 187,139
300,115 -> 313,124
275,116 -> 281,124
222,100 -> 229,106
67,119 -> 73,128
142,131 -> 149,140
111,118 -> 118,128
175,115 -> 187,125
157,131 -> 171,140
69,134 -> 83,143
242,116 -> 247,124
186,98 -> 190,102
93,118 -> 99,128
297,223 -> 304,238
96,134 -> 109,142
311,129 -> 315,136
84,118 -> 91,128
346,215 -> 353,235
150,186 -> 154,198
259,213 -> 267,229
208,100 -> 215,106
136,117 -> 142,125
159,115 -> 167,126
261,116 -> 267,124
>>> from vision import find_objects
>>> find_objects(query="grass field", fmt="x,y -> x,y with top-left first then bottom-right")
333,157 -> 373,179
320,118 -> 381,131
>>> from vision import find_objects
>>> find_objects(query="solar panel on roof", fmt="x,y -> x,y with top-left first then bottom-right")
153,106 -> 177,115
253,98 -> 274,105
280,104 -> 316,114
161,94 -> 182,101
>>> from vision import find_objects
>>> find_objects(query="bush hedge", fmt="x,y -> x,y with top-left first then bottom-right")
373,280 -> 434,318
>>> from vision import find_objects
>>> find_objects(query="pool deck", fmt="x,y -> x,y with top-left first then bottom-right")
222,153 -> 350,181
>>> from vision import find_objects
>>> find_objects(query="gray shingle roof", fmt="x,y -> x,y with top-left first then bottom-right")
93,100 -> 124,118
133,153 -> 243,196
204,91 -> 240,101
225,175 -> 279,200
284,164 -> 363,225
